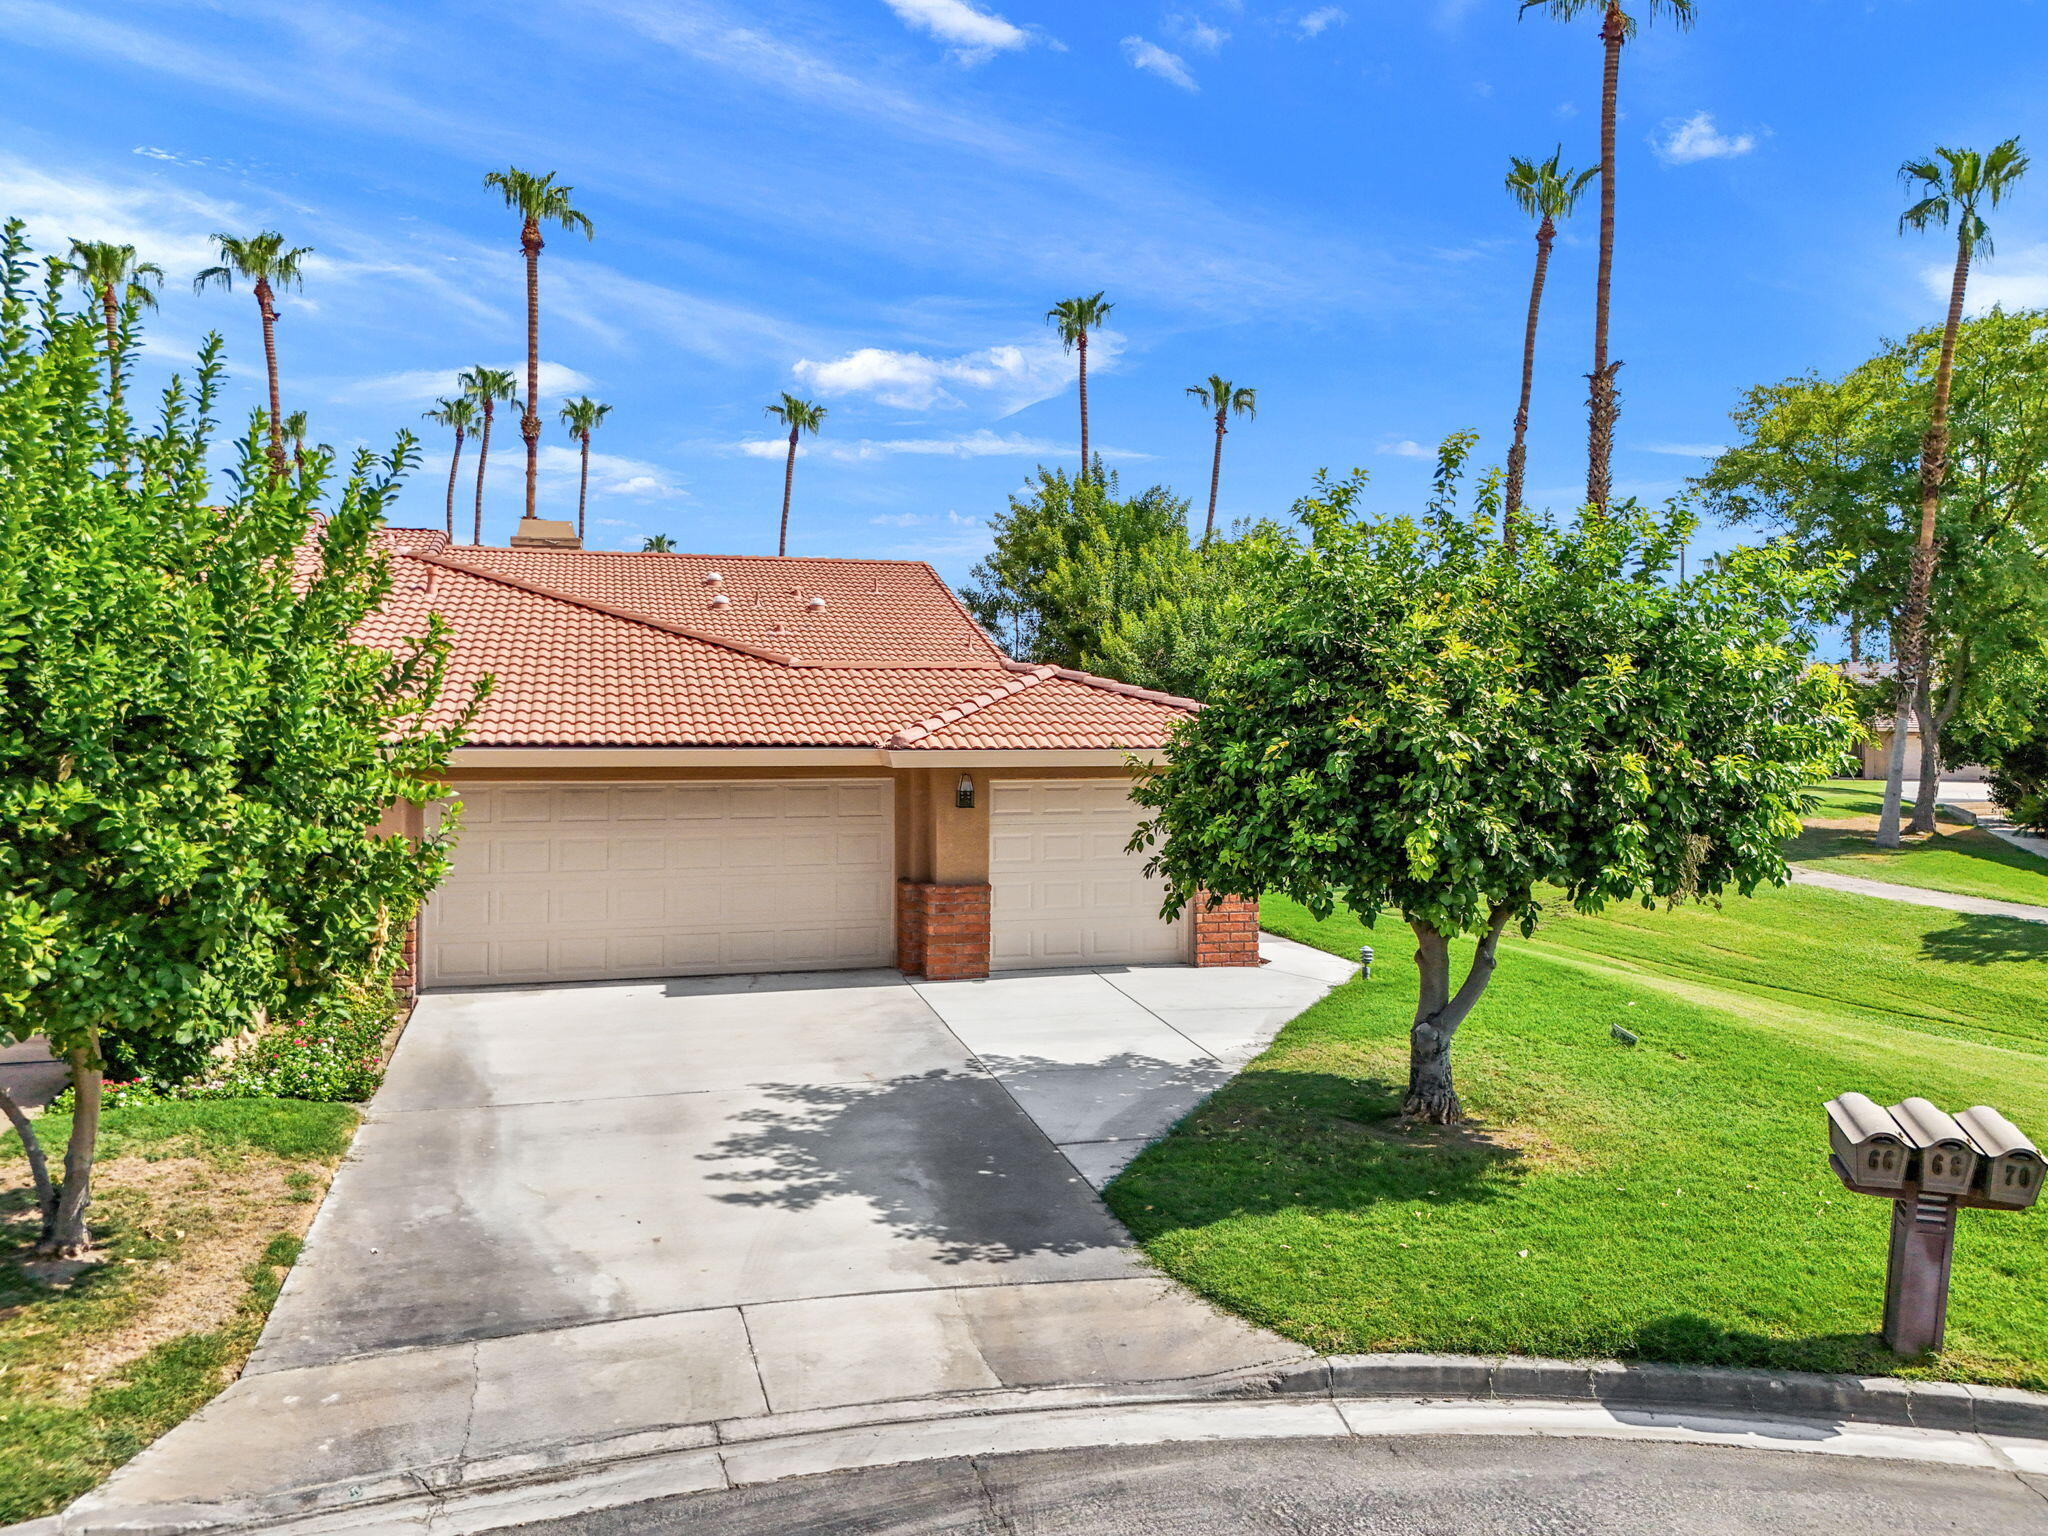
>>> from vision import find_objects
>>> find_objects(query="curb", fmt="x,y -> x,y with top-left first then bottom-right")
23,1353 -> 2048,1535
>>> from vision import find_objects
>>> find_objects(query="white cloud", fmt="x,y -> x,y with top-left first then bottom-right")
734,438 -> 802,460
470,443 -> 686,500
1167,14 -> 1229,51
1931,243 -> 2048,313
1378,439 -> 1435,459
0,152 -> 236,272
1654,112 -> 1758,165
1122,36 -> 1196,90
881,0 -> 1032,64
1297,6 -> 1346,38
793,333 -> 1121,414
870,512 -> 930,526
1640,442 -> 1728,458
333,361 -> 595,407
732,429 -> 1145,463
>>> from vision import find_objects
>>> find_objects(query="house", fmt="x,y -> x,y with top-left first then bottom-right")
365,523 -> 1259,993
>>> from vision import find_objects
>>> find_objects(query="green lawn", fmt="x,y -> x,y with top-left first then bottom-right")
1105,883 -> 2048,1388
1790,779 -> 2048,908
0,1099 -> 357,1524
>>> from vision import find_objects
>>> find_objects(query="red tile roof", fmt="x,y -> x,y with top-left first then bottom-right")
363,529 -> 1195,751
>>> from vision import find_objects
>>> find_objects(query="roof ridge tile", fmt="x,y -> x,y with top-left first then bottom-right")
884,665 -> 1056,747
999,658 -> 1202,711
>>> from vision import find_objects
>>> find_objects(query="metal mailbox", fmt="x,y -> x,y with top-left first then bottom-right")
1826,1092 -> 1910,1190
1891,1098 -> 1978,1196
1958,1106 -> 2044,1210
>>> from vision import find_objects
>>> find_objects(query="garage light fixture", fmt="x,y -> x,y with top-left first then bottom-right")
955,774 -> 975,809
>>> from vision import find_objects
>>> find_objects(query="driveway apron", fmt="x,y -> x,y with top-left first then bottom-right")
78,944 -> 1345,1523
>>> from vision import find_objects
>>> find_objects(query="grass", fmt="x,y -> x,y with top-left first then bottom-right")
0,1098 -> 357,1524
1790,779 -> 2048,908
1104,882 -> 2048,1388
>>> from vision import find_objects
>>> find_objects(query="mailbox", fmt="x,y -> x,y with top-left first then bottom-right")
1826,1092 -> 1909,1190
1891,1098 -> 1978,1196
1958,1106 -> 2045,1210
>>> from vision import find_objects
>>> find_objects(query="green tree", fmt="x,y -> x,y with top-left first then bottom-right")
193,231 -> 313,477
963,465 -> 1191,663
1876,139 -> 2030,847
557,397 -> 612,542
460,365 -> 518,545
1699,306 -> 2048,832
1521,0 -> 1695,511
284,409 -> 312,482
1047,292 -> 1113,478
642,533 -> 677,552
0,223 -> 476,1253
1131,458 -> 1852,1122
61,240 -> 163,412
763,393 -> 826,556
484,168 -> 594,527
1186,375 -> 1256,541
422,396 -> 480,541
1502,149 -> 1597,526
1074,532 -> 1265,701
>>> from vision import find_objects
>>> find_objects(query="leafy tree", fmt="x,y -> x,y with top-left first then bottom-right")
193,231 -> 313,477
557,396 -> 612,542
423,396 -> 479,541
61,241 -> 163,413
962,466 -> 1190,663
763,393 -> 825,556
1047,292 -> 1113,478
0,223 -> 475,1253
1877,139 -> 2030,847
1698,306 -> 2048,830
1186,375 -> 1256,541
1076,532 -> 1265,701
1502,149 -> 1596,525
1521,0 -> 1695,510
483,168 -> 594,525
1131,459 -> 1852,1123
459,365 -> 518,545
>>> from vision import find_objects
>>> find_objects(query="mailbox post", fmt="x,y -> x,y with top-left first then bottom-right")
1824,1093 -> 2042,1356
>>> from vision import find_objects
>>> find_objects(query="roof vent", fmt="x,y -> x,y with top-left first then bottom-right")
704,571 -> 723,585
805,595 -> 826,612
709,593 -> 731,608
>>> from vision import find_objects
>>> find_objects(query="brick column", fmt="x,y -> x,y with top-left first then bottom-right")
1192,892 -> 1261,967
896,881 -> 992,980
391,917 -> 420,1003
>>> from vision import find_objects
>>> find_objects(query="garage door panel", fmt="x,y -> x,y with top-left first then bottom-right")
424,780 -> 893,986
989,780 -> 1185,970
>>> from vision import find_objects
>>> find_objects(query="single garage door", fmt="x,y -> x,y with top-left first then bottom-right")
988,779 -> 1187,970
422,780 -> 894,987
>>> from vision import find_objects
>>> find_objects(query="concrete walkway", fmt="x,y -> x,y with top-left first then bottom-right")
69,939 -> 1348,1531
1788,865 -> 2048,924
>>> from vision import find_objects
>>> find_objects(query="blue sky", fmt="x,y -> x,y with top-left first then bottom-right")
6,0 -> 2047,581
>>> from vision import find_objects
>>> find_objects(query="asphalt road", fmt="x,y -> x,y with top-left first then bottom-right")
505,1434 -> 2048,1535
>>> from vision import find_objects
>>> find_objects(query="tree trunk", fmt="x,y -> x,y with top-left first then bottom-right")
1586,5 -> 1624,513
474,405 -> 493,546
0,1082 -> 55,1243
100,285 -> 123,409
1878,233 -> 1972,848
779,428 -> 798,556
40,1045 -> 101,1257
256,277 -> 287,480
577,433 -> 591,542
444,427 -> 465,541
1909,674 -> 1942,834
521,220 -> 544,524
1403,906 -> 1515,1124
1505,217 -> 1554,532
1077,330 -> 1091,481
1204,412 -> 1225,541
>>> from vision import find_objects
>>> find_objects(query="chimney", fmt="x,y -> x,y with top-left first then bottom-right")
508,517 -> 582,550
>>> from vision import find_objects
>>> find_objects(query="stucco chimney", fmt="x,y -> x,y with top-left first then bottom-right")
508,517 -> 582,550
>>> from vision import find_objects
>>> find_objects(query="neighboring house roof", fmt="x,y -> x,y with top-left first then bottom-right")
363,530 -> 1195,751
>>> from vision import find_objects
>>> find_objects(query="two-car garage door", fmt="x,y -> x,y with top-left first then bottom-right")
421,781 -> 894,988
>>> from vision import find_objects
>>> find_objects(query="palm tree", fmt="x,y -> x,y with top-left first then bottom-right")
1502,149 -> 1597,531
283,410 -> 311,482
483,168 -> 594,526
194,231 -> 313,477
62,241 -> 163,409
642,534 -> 677,553
1877,138 -> 2030,849
1521,0 -> 1693,511
460,366 -> 518,544
764,393 -> 827,556
558,397 -> 612,542
1047,292 -> 1113,478
1185,376 -> 1256,541
423,397 -> 480,540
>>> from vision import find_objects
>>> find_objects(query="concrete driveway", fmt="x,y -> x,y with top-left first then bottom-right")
78,939 -> 1348,1525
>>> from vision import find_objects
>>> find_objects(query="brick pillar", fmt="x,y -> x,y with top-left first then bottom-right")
392,917 -> 420,1003
896,881 -> 992,980
1192,891 -> 1261,967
